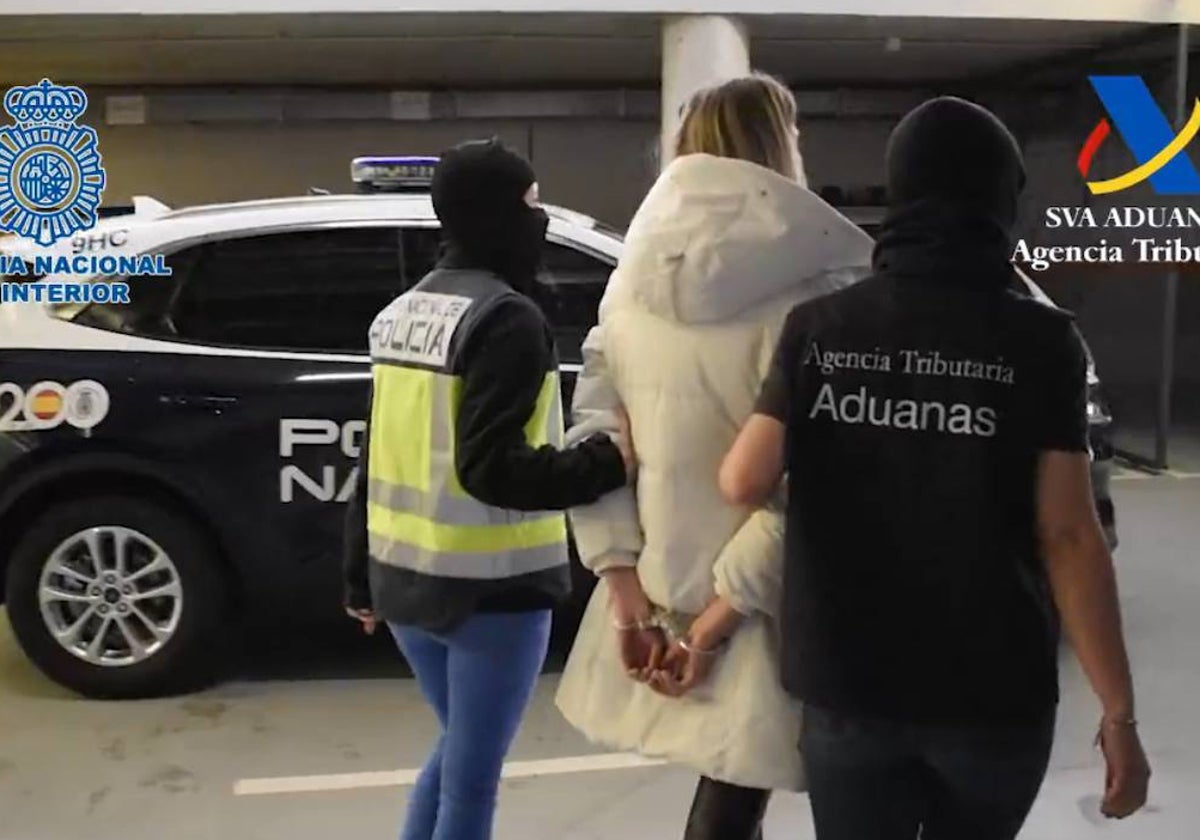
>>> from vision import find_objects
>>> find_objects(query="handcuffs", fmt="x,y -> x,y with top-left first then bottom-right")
611,605 -> 725,657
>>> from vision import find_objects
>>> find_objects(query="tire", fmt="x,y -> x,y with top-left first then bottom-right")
5,495 -> 230,699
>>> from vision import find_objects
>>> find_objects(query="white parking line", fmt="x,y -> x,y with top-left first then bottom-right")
234,752 -> 670,796
1112,470 -> 1200,481
1112,472 -> 1155,481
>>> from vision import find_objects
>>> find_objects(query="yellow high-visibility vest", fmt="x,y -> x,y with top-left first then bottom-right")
365,269 -> 569,579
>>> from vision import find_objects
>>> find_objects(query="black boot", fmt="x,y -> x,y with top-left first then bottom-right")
683,776 -> 770,840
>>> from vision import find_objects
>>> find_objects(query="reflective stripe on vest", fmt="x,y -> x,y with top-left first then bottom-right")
366,362 -> 568,579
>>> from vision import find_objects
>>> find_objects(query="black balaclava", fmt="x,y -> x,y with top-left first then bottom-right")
873,96 -> 1026,287
431,139 -> 549,294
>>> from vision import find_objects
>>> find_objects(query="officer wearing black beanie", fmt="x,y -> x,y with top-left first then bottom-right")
344,139 -> 634,840
431,139 -> 549,294
721,98 -> 1148,837
886,96 -> 1026,227
873,96 -> 1026,286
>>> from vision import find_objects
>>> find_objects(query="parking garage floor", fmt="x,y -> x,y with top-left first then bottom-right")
2,473 -> 1199,840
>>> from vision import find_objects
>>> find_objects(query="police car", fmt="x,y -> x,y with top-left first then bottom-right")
0,159 -> 1116,698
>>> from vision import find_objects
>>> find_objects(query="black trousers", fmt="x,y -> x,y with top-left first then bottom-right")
684,776 -> 771,840
800,704 -> 1056,840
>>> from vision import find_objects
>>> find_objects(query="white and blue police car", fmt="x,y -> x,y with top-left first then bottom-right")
0,158 -> 1116,698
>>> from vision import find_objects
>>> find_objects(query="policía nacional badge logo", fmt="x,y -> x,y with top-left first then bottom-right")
0,79 -> 106,246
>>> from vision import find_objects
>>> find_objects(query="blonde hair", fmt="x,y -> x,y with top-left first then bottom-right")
673,73 -> 805,184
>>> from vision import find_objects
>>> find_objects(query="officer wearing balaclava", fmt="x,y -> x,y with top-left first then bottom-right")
431,137 -> 549,295
343,140 -> 634,840
719,98 -> 1149,838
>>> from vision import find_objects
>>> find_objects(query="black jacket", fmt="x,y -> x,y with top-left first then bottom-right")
343,268 -> 626,632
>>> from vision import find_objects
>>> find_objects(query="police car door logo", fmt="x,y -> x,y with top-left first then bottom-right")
63,380 -> 111,430
370,293 -> 472,368
0,379 -> 110,432
0,79 -> 106,246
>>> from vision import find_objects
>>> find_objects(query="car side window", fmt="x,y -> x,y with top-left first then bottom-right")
169,228 -> 405,353
67,249 -> 197,334
402,227 -> 443,286
401,231 -> 612,363
534,243 -> 613,364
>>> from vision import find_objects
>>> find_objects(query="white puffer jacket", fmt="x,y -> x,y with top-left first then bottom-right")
555,153 -> 874,791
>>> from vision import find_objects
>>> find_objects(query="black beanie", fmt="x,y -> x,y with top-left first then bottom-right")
431,139 -> 536,238
873,98 -> 1025,284
885,97 -> 1026,231
430,139 -> 546,290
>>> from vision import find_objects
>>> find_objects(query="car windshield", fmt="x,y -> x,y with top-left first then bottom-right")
1,238 -> 46,285
48,298 -> 88,320
2,268 -> 46,285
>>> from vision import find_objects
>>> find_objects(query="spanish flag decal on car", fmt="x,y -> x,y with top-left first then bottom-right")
28,387 -> 64,421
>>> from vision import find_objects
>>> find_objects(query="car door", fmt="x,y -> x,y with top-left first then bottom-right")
128,225 -> 409,614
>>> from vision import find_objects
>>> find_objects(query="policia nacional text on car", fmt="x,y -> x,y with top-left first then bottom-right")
343,140 -> 634,840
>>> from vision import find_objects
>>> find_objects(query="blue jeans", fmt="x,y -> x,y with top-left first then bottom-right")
389,611 -> 552,840
800,704 -> 1055,840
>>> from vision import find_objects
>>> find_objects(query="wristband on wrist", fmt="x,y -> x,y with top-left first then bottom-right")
1101,715 -> 1138,729
1095,715 -> 1138,747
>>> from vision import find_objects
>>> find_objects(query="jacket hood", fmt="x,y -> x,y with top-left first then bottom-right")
603,154 -> 874,324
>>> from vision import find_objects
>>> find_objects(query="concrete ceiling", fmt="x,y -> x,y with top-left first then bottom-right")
0,13 -> 1177,88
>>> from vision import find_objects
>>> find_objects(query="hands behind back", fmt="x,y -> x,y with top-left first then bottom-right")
605,568 -> 666,677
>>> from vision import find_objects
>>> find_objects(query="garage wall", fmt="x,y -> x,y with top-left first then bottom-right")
86,106 -> 891,232
82,98 -> 1199,399
93,117 -> 533,209
90,115 -> 656,232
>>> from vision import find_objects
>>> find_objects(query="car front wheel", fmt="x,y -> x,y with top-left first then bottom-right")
5,495 -> 230,698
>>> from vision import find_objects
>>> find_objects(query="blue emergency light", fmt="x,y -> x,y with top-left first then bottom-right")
351,156 -> 440,193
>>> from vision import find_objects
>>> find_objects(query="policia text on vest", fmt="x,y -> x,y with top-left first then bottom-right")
365,274 -> 569,581
369,291 -> 470,369
804,341 -> 1012,438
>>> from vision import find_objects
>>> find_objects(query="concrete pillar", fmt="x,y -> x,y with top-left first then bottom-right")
660,15 -> 750,169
